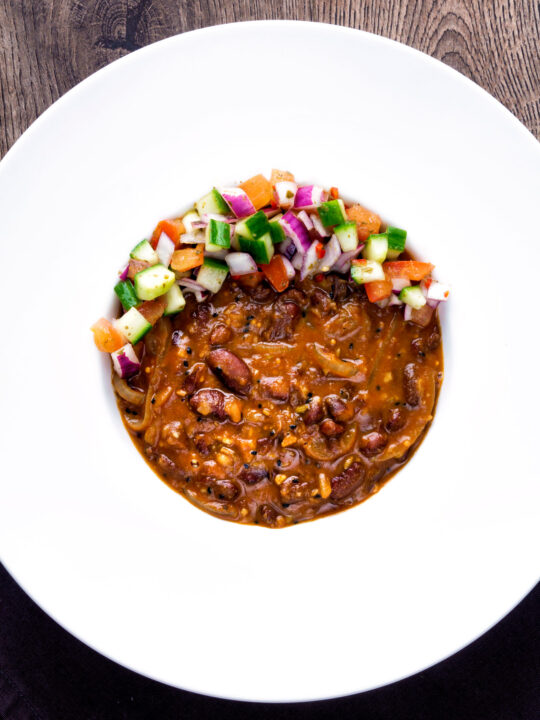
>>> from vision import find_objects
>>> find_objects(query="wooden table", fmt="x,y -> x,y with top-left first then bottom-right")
0,3 -> 539,719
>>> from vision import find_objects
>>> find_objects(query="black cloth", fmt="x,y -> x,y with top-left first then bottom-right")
0,564 -> 538,720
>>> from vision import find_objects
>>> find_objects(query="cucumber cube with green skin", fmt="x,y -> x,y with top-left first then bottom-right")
334,221 -> 358,252
113,307 -> 151,344
236,211 -> 271,240
269,218 -> 286,244
114,280 -> 139,311
195,188 -> 230,217
134,263 -> 176,300
318,199 -> 347,227
197,257 -> 229,294
363,233 -> 388,263
386,226 -> 407,259
238,232 -> 274,264
163,284 -> 186,316
399,285 -> 426,309
130,239 -> 158,264
205,219 -> 231,253
350,260 -> 385,284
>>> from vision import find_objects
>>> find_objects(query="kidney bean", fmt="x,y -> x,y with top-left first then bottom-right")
311,288 -> 334,316
266,301 -> 301,341
207,349 -> 252,395
213,479 -> 240,501
330,461 -> 366,501
240,465 -> 268,485
261,376 -> 289,401
360,431 -> 388,455
279,476 -> 311,503
403,363 -> 420,406
325,394 -> 354,422
385,407 -> 406,432
320,418 -> 345,437
209,323 -> 232,346
303,396 -> 324,425
189,388 -> 227,420
183,363 -> 206,394
258,504 -> 278,526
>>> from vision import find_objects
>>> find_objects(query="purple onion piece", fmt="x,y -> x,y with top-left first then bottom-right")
225,252 -> 258,276
279,210 -> 311,253
112,344 -> 140,378
278,237 -> 296,260
119,263 -> 129,281
311,212 -> 331,238
220,188 -> 256,218
293,185 -> 328,209
297,210 -> 314,231
281,255 -> 296,280
332,245 -> 364,274
318,235 -> 341,272
300,240 -> 321,280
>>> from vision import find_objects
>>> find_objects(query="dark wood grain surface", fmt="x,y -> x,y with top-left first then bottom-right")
0,0 -> 539,160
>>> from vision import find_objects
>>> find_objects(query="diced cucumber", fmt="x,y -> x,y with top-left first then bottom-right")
318,199 -> 347,227
163,284 -> 186,316
197,257 -> 229,294
130,239 -> 158,264
236,211 -> 271,240
113,307 -> 151,344
238,232 -> 274,264
334,221 -> 358,252
386,226 -> 407,260
400,285 -> 426,309
114,280 -> 139,311
134,263 -> 176,301
205,219 -> 231,253
350,260 -> 385,284
195,188 -> 230,217
269,218 -> 286,244
182,210 -> 200,233
364,233 -> 388,263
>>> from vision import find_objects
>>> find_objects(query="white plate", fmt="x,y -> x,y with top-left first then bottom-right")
0,21 -> 539,703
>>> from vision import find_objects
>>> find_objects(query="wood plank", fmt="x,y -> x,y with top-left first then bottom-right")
0,0 -> 539,158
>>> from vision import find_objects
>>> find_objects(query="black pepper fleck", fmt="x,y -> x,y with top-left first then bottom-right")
183,360 -> 189,367
250,450 -> 257,456
186,347 -> 192,355
277,459 -> 282,466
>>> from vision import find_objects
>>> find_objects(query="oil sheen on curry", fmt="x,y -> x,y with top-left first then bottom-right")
91,171 -> 448,528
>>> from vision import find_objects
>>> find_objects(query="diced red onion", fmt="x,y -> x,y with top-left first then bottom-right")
281,255 -> 296,280
375,298 -> 391,309
119,263 -> 129,281
205,248 -> 228,260
279,210 -> 311,253
293,185 -> 328,209
179,231 -> 204,244
332,245 -> 364,274
178,278 -> 209,303
193,214 -> 236,228
262,208 -> 281,219
279,237 -> 296,260
291,252 -> 303,271
427,298 -> 440,309
225,252 -> 258,276
156,232 -> 175,267
389,293 -> 404,306
297,210 -> 314,231
112,344 -> 140,378
318,235 -> 341,273
220,188 -> 256,218
274,181 -> 297,209
310,212 -> 331,238
427,280 -> 450,302
392,277 -> 409,294
300,240 -> 322,280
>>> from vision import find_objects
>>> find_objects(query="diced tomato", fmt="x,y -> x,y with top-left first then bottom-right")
170,244 -> 205,272
314,273 -> 324,283
346,204 -> 381,242
234,271 -> 264,289
150,218 -> 185,249
127,258 -> 151,280
138,296 -> 167,325
315,242 -> 325,259
383,261 -> 434,281
260,255 -> 290,293
365,280 -> 393,303
270,169 -> 295,184
330,187 -> 339,199
91,318 -> 125,353
239,174 -> 274,210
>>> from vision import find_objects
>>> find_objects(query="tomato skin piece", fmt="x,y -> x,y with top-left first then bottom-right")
330,187 -> 339,199
150,218 -> 185,249
233,271 -> 264,289
346,204 -> 381,241
260,255 -> 290,293
170,244 -> 205,272
91,318 -> 126,352
239,174 -> 274,210
383,261 -> 434,281
137,296 -> 167,325
365,280 -> 393,303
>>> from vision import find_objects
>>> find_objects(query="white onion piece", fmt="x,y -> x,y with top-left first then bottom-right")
318,235 -> 341,273
297,210 -> 314,231
179,231 -> 204,244
293,185 -> 327,209
274,181 -> 297,209
281,255 -> 296,280
391,277 -> 409,294
111,344 -> 140,378
220,188 -> 256,218
427,281 -> 450,302
332,245 -> 364,274
300,240 -> 321,280
178,278 -> 209,303
205,248 -> 228,260
311,212 -> 331,238
291,252 -> 304,270
225,252 -> 258,276
156,232 -> 175,267
404,304 -> 413,322
427,298 -> 440,309
389,294 -> 404,306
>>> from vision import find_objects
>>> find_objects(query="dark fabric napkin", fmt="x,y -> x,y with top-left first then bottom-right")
0,564 -> 538,720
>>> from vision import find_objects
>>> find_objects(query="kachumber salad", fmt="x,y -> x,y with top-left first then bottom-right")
92,170 -> 448,528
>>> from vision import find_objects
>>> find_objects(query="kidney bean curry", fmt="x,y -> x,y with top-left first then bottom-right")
92,171 -> 448,528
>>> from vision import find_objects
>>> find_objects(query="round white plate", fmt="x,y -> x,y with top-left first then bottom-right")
0,21 -> 538,703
